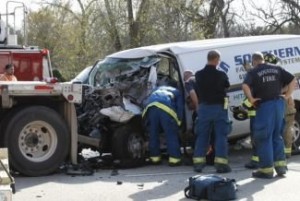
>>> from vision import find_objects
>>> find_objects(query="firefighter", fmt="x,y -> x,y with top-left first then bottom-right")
0,64 -> 17,81
242,52 -> 295,178
193,50 -> 231,173
184,70 -> 216,165
264,52 -> 296,158
143,85 -> 183,166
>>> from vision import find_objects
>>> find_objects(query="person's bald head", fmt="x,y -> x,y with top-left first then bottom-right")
207,50 -> 221,66
252,52 -> 264,67
183,70 -> 194,81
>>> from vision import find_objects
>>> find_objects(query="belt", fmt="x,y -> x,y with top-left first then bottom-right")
260,96 -> 281,103
201,101 -> 224,105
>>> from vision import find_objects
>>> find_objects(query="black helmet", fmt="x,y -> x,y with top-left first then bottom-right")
263,53 -> 279,64
230,106 -> 248,121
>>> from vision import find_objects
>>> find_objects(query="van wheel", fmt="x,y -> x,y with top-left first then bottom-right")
112,125 -> 145,168
4,106 -> 69,176
292,113 -> 300,155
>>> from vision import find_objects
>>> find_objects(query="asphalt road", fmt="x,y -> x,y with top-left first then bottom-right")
12,148 -> 300,201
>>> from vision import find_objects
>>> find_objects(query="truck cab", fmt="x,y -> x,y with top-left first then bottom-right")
0,46 -> 53,81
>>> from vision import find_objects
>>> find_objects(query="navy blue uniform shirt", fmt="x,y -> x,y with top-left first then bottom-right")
144,86 -> 184,121
243,63 -> 294,100
195,65 -> 230,105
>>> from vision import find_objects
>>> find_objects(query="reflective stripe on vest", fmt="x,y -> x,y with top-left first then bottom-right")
142,102 -> 181,125
214,157 -> 228,165
193,157 -> 205,164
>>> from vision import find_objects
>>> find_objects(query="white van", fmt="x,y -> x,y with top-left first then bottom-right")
82,35 -> 300,165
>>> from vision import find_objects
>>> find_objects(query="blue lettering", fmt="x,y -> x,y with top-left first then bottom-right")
234,46 -> 300,66
294,47 -> 300,56
278,48 -> 285,58
219,61 -> 230,73
234,54 -> 251,65
234,55 -> 243,65
286,47 -> 294,57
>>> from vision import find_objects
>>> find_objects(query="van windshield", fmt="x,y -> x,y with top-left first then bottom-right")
90,56 -> 159,88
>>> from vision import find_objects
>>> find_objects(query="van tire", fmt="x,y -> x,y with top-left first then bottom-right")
4,106 -> 69,176
112,125 -> 145,168
292,113 -> 300,155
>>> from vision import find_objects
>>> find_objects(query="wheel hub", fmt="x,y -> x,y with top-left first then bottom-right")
24,132 -> 39,148
18,121 -> 57,162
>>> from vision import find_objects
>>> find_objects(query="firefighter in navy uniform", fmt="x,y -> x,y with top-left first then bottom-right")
184,70 -> 215,165
264,53 -> 296,158
143,86 -> 183,166
242,52 -> 295,178
193,50 -> 231,173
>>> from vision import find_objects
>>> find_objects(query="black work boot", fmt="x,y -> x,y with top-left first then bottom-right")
252,171 -> 273,179
194,163 -> 206,173
245,160 -> 259,169
215,164 -> 231,173
275,166 -> 288,177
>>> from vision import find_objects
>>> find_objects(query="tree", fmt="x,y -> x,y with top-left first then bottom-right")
245,0 -> 300,34
26,0 -> 268,80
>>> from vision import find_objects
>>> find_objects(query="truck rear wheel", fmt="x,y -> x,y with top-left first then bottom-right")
4,106 -> 69,176
112,125 -> 145,168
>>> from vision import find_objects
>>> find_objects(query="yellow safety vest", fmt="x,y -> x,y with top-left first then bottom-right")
142,101 -> 181,126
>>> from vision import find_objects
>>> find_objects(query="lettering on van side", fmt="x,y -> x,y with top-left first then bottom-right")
234,46 -> 300,81
218,61 -> 230,73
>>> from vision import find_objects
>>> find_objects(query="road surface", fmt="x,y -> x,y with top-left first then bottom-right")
12,148 -> 300,201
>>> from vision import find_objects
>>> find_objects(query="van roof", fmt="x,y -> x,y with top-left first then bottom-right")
108,35 -> 300,58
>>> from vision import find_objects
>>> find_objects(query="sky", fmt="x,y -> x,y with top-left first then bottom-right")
0,0 -> 39,29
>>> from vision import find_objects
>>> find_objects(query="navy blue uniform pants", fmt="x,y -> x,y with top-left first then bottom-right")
253,98 -> 286,172
193,104 -> 230,165
146,107 -> 181,158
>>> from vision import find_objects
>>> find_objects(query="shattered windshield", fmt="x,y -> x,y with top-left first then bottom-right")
90,56 -> 160,88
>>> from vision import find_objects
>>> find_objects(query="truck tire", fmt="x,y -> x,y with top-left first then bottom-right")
292,113 -> 300,155
4,106 -> 70,176
112,125 -> 145,168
